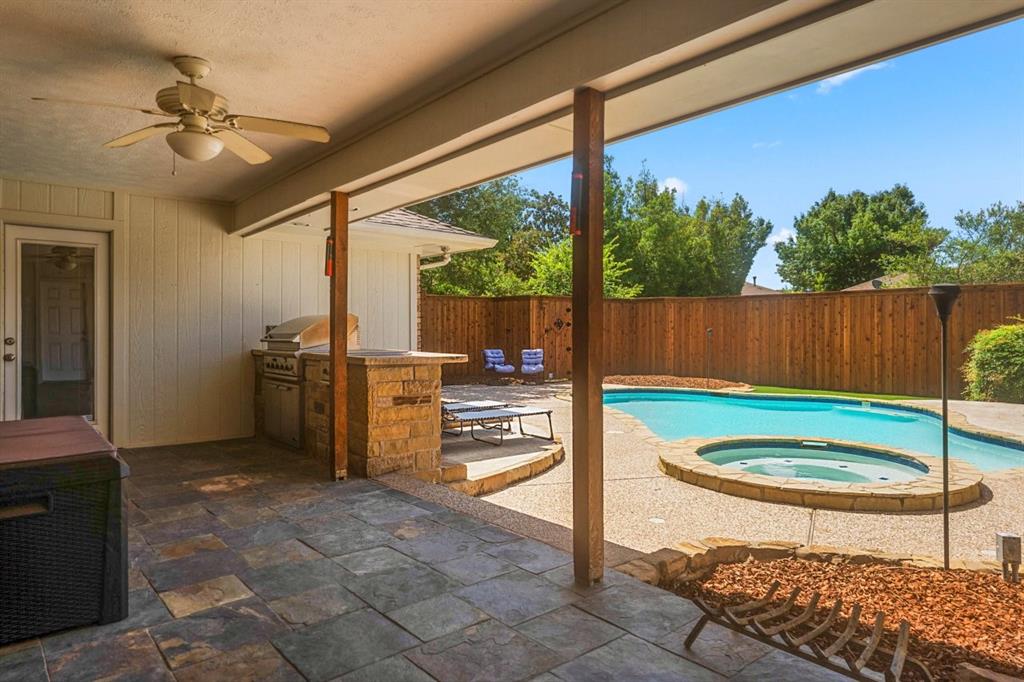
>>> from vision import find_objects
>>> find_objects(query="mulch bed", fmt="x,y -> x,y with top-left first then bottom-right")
669,558 -> 1024,681
605,374 -> 750,390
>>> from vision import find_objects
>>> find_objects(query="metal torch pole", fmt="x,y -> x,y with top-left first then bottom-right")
929,283 -> 959,571
940,317 -> 950,570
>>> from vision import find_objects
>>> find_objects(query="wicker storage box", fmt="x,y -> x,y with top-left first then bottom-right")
0,416 -> 130,644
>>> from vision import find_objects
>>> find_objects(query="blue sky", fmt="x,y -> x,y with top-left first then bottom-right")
515,19 -> 1024,290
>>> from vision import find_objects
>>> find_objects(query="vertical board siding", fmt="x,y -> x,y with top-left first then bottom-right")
0,178 -> 115,219
5,178 -> 419,448
421,284 -> 1024,397
123,197 -> 361,447
127,196 -> 155,445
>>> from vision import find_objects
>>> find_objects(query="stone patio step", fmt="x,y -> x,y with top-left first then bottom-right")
441,440 -> 564,496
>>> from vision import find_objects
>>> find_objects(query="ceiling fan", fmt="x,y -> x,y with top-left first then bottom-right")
25,246 -> 93,271
32,56 -> 330,164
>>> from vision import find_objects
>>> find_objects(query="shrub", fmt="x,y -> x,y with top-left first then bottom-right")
962,318 -> 1024,403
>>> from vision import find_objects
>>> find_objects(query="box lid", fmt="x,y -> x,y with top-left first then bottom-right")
0,416 -> 116,469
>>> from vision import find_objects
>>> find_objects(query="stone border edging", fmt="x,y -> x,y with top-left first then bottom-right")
658,436 -> 983,512
614,536 -> 1004,587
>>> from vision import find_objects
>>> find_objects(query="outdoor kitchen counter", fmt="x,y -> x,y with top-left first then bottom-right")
291,349 -> 466,479
298,349 -> 467,365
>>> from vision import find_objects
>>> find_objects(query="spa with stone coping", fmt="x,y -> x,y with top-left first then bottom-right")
657,436 -> 983,512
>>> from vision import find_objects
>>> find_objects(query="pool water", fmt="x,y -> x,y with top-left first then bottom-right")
701,442 -> 927,483
604,390 -> 1024,471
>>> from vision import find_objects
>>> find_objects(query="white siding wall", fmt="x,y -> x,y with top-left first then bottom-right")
1,178 -> 420,447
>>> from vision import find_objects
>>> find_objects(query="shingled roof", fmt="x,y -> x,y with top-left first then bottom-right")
363,208 -> 486,239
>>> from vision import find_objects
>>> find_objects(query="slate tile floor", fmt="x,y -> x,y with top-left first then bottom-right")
0,439 -> 847,681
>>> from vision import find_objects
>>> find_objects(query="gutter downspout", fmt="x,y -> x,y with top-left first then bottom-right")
419,246 -> 451,270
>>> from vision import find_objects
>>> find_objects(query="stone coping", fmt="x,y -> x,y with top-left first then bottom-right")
615,537 -> 1004,587
658,436 -> 983,512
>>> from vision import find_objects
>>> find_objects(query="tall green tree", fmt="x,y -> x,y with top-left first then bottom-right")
775,184 -> 943,291
526,235 -> 642,298
886,201 -> 1024,285
412,158 -> 773,298
608,165 -> 772,296
414,177 -> 566,296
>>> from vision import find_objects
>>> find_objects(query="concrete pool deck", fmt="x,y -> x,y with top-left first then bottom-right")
436,384 -> 1024,563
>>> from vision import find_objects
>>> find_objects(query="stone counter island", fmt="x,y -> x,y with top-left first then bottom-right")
299,350 -> 466,479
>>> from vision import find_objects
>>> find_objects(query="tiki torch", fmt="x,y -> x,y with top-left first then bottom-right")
928,283 -> 960,570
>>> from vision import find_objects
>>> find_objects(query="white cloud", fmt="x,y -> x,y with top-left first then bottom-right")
769,227 -> 795,244
816,61 -> 889,94
752,140 -> 782,149
658,176 -> 688,197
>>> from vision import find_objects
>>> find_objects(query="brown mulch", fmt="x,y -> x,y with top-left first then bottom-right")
605,374 -> 750,390
669,558 -> 1024,681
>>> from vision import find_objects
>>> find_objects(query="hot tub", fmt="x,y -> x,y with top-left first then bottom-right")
657,436 -> 984,511
700,440 -> 928,484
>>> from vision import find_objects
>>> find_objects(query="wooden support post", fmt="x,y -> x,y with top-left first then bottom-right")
571,87 -> 605,586
329,191 -> 349,480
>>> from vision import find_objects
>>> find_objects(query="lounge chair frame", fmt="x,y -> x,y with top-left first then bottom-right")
443,407 -> 554,446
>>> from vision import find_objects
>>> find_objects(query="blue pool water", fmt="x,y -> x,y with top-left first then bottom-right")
604,390 -> 1024,472
701,441 -> 928,483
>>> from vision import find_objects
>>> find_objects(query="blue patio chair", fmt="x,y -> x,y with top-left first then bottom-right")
521,348 -> 544,379
482,349 -> 515,374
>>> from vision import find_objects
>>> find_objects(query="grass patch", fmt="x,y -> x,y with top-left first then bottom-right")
751,385 -> 927,401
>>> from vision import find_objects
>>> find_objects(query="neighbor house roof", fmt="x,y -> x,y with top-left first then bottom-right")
843,274 -> 911,291
741,281 -> 777,296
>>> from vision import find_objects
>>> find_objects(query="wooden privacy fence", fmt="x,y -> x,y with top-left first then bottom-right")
420,283 -> 1024,397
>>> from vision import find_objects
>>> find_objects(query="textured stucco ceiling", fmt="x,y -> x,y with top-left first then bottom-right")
0,0 -> 602,202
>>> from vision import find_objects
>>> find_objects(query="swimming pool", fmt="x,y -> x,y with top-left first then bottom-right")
604,389 -> 1024,471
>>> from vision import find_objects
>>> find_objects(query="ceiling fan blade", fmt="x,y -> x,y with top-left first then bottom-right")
32,96 -> 173,117
177,81 -> 223,113
212,129 -> 271,164
103,123 -> 178,148
224,115 -> 330,143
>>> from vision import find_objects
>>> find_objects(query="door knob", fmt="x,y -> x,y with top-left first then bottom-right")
2,353 -> 14,362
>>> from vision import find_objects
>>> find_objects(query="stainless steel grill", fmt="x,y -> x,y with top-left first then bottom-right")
259,314 -> 358,448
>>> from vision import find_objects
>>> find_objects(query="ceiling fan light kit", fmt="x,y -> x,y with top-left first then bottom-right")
167,129 -> 224,161
33,55 -> 329,165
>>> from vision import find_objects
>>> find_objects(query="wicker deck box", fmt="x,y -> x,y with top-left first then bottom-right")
0,416 -> 130,644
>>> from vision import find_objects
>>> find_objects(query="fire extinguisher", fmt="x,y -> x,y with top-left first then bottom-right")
324,235 -> 334,277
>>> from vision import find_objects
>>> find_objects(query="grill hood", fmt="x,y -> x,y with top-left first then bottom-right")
261,314 -> 358,352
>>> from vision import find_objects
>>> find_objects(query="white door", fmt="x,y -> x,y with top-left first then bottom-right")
39,279 -> 89,382
3,225 -> 110,436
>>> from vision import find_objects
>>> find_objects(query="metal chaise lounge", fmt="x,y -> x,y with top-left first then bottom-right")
441,400 -> 509,436
443,406 -> 555,445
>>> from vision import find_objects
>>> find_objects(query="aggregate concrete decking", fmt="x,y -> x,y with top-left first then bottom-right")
0,438 -> 838,681
443,384 -> 1024,562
